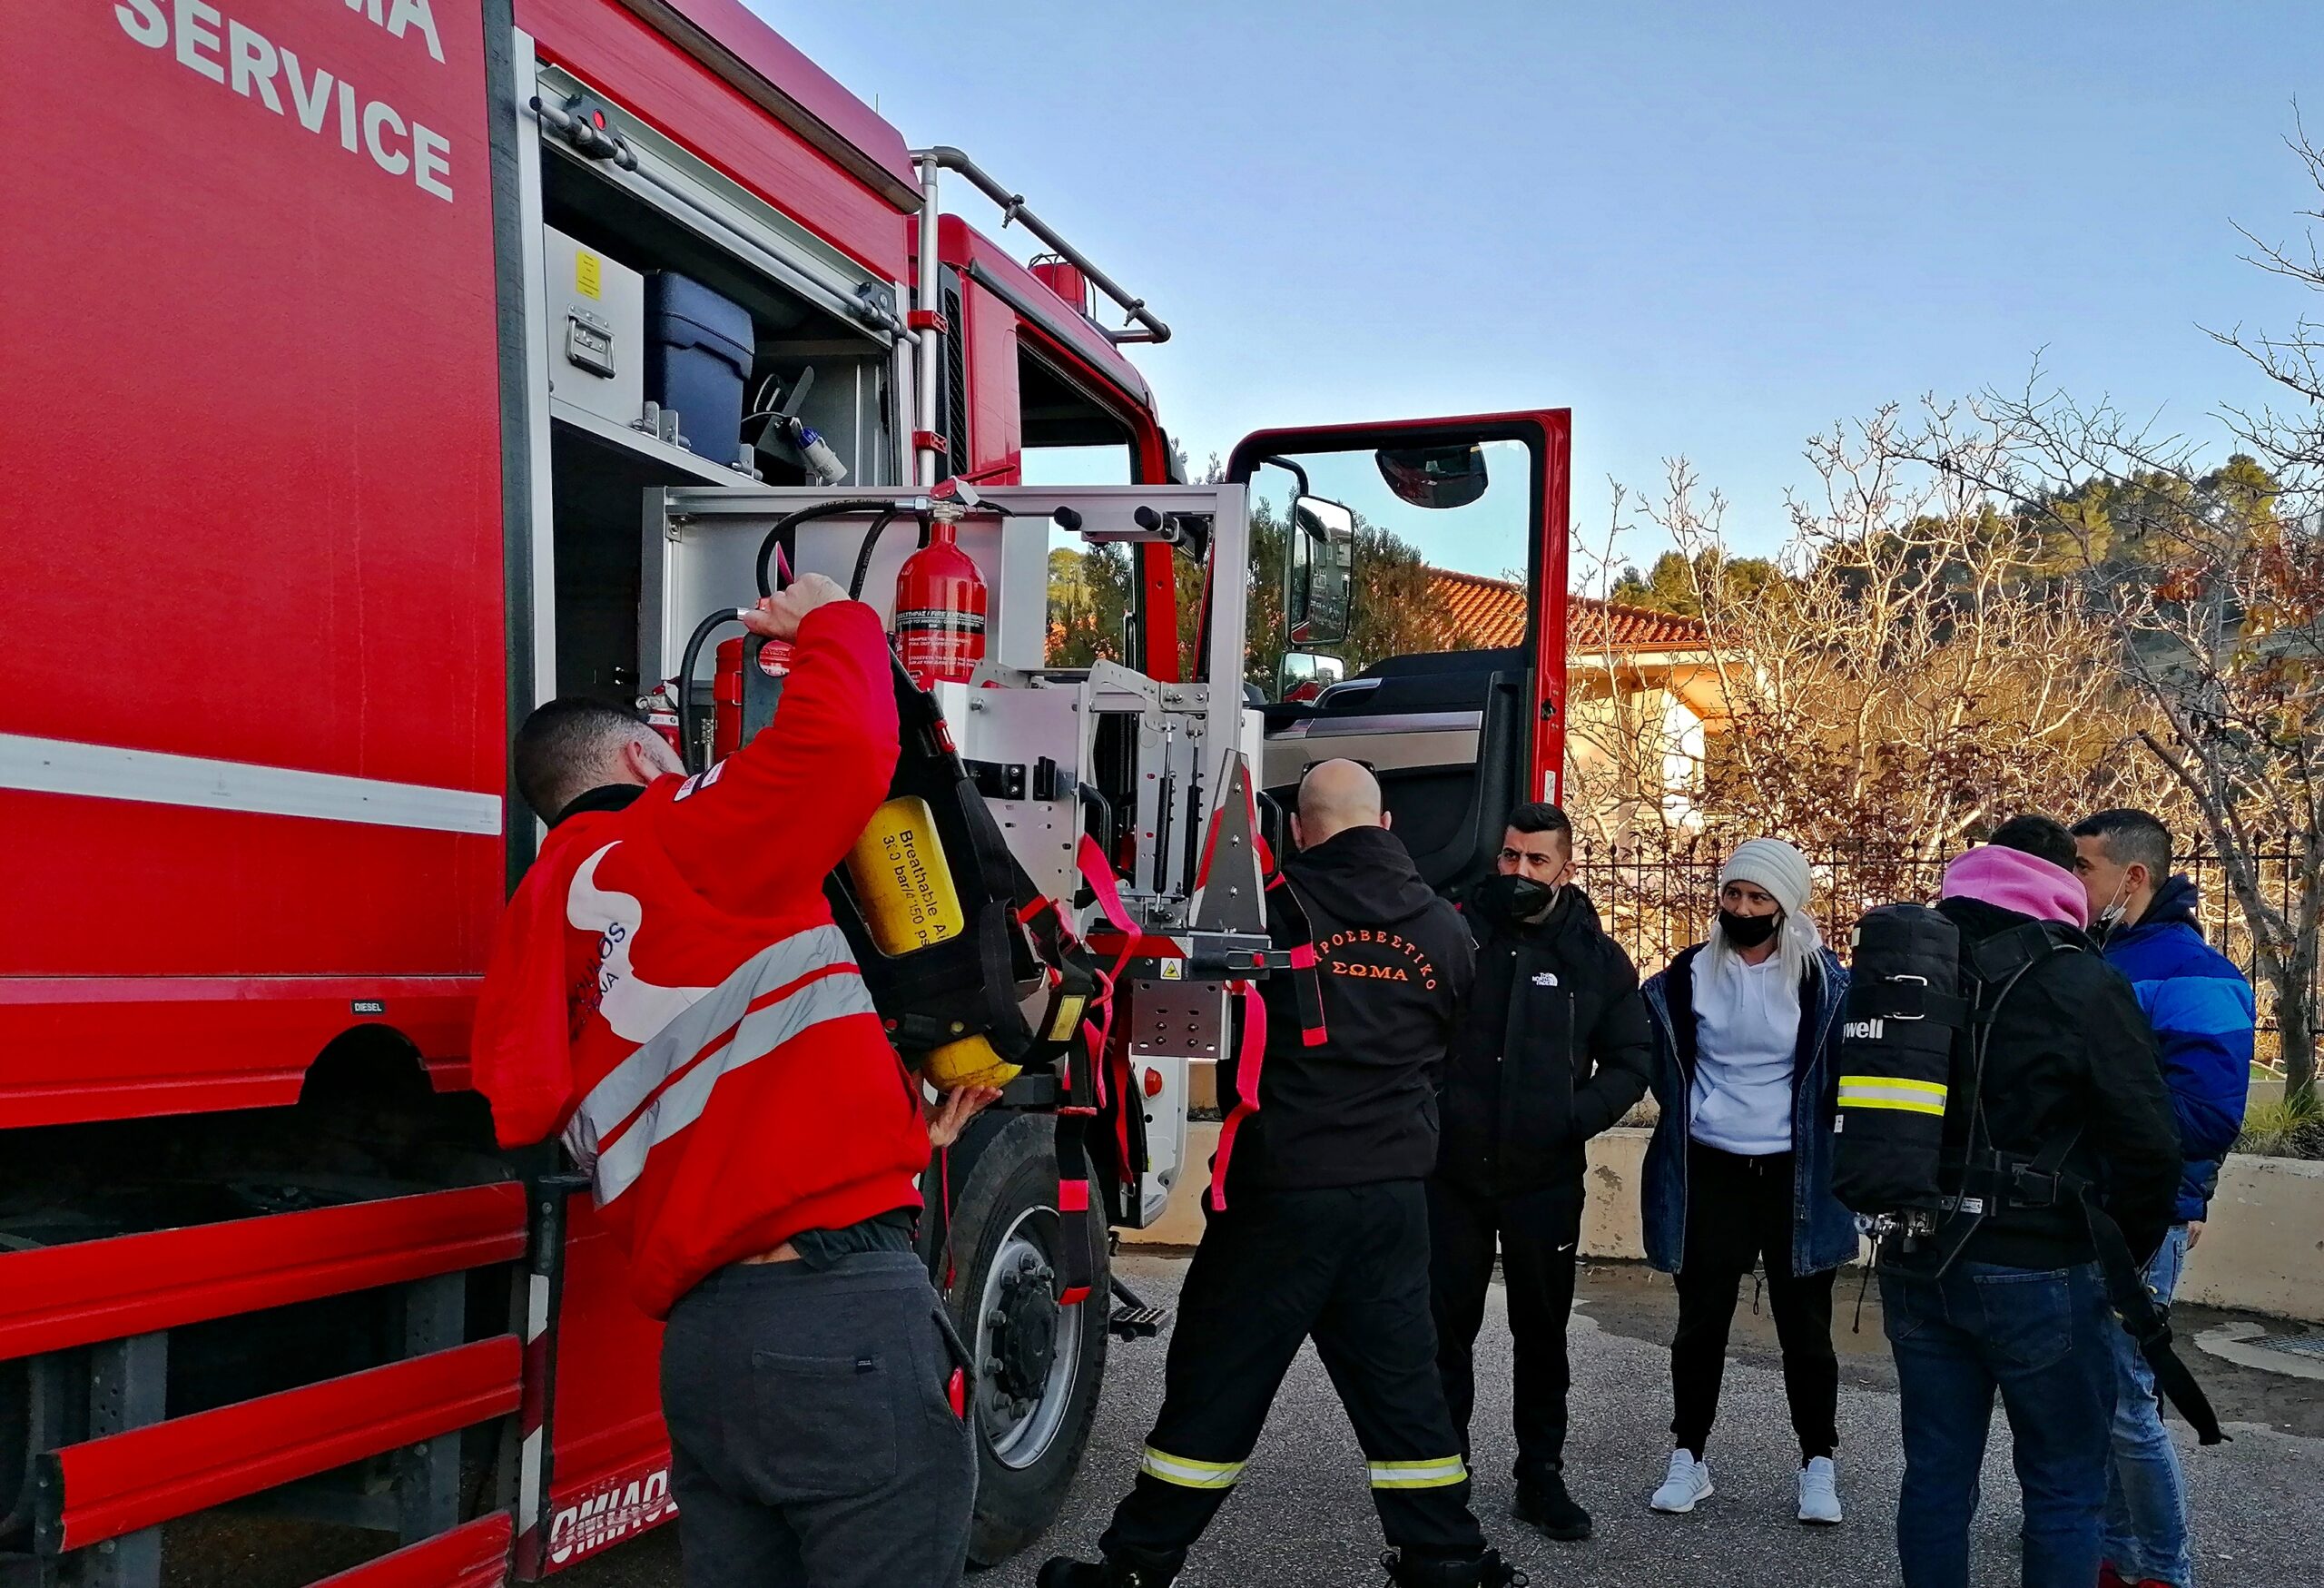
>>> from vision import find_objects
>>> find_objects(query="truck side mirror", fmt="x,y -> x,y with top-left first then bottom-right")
1277,648 -> 1346,704
1287,494 -> 1355,647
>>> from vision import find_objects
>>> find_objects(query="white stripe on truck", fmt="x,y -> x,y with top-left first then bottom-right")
0,733 -> 502,835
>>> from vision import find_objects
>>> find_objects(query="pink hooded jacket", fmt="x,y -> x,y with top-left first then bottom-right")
1938,843 -> 2090,929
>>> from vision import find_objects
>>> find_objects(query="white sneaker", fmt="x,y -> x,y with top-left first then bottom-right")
1649,1448 -> 1713,1514
1797,1455 -> 1843,1525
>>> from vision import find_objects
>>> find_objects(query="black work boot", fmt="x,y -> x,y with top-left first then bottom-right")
1380,1547 -> 1531,1587
1037,1544 -> 1181,1587
1514,1465 -> 1593,1541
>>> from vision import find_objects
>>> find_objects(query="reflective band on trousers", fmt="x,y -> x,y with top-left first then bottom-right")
564,923 -> 877,1205
1138,1447 -> 1245,1490
1367,1456 -> 1469,1490
1837,1074 -> 1948,1116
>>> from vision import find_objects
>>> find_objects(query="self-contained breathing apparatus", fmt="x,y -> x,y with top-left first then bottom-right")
1835,902 -> 2225,1444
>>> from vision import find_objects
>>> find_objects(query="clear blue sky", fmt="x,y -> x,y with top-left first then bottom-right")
752,1 -> 2323,565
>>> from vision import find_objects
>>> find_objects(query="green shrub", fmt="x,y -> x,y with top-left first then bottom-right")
2238,1094 -> 2324,1160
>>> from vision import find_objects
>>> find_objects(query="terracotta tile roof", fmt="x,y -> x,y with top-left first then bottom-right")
1424,567 -> 1708,651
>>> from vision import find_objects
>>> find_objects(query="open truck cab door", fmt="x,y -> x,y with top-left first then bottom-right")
1232,411 -> 1572,899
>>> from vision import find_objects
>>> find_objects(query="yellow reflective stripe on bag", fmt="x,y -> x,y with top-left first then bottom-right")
1366,1455 -> 1469,1490
1140,1447 -> 1245,1489
1837,1074 -> 1948,1116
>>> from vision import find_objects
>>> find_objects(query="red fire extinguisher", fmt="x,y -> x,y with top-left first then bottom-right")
710,634 -> 793,763
893,519 -> 987,688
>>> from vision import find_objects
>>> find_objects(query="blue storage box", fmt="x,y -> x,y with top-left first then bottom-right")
644,271 -> 753,458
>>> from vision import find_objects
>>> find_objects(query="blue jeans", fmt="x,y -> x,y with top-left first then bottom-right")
2103,1225 -> 2193,1585
1882,1260 -> 2119,1588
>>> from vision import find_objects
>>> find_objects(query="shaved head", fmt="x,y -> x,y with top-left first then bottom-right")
513,696 -> 682,823
1295,759 -> 1387,848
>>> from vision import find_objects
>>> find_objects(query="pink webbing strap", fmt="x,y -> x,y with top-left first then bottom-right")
1078,964 -> 1117,1113
1206,981 -> 1267,1213
1078,833 -> 1140,962
1057,1177 -> 1094,1307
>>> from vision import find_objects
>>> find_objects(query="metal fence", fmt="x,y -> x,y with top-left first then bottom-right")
1572,841 -> 2311,1060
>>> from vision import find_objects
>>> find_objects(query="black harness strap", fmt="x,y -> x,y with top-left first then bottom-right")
2068,1169 -> 2229,1445
1053,1027 -> 1100,1307
1263,874 -> 1330,1049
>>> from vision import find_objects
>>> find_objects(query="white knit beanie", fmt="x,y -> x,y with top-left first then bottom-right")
1719,837 -> 1813,917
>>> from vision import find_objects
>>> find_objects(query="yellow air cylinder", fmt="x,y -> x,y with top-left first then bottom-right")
844,795 -> 1021,1090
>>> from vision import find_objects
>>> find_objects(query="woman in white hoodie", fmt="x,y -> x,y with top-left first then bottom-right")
1637,839 -> 1856,1526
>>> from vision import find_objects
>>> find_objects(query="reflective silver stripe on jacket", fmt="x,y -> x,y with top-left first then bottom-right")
562,924 -> 877,1205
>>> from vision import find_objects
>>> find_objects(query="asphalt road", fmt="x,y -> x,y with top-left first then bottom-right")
163,1254 -> 2324,1587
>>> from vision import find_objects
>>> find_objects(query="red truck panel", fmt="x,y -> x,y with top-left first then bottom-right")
963,272 -> 1025,485
522,0 -> 911,275
0,792 -> 499,977
0,970 -> 478,1126
622,0 -> 917,198
540,1198 -> 670,1570
0,2 -> 506,792
0,3 -> 508,1060
935,216 -> 1156,412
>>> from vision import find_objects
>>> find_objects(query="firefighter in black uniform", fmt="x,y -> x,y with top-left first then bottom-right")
1040,761 -> 1526,1588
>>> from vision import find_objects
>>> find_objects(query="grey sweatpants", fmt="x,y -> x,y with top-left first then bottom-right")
659,1251 -> 978,1588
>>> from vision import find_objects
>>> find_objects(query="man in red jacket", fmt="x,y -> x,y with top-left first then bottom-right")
472,573 -> 992,1588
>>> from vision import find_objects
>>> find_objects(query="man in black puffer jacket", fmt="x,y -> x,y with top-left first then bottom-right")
1041,761 -> 1523,1588
1433,801 -> 1654,1542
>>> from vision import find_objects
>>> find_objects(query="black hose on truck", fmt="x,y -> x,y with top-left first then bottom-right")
676,608 -> 746,775
753,498 -> 903,599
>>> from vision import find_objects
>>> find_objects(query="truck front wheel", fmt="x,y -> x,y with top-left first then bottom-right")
942,1113 -> 1110,1565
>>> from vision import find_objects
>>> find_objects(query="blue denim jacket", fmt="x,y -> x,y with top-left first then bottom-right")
1640,944 -> 1857,1276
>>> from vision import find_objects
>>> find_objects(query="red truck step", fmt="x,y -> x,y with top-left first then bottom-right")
313,1513 -> 514,1588
0,1182 -> 527,1362
39,1336 -> 522,1553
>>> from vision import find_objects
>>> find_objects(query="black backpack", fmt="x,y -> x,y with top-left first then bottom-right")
1831,902 -> 2071,1219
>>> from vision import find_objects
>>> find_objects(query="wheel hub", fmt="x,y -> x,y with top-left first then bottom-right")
990,1251 -> 1058,1399
973,1207 -> 1088,1471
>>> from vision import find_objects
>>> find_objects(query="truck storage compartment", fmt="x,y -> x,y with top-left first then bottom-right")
537,119 -> 901,705
541,138 -> 895,490
644,271 -> 753,462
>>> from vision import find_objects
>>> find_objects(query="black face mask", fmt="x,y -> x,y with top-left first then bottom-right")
1718,907 -> 1781,949
1473,873 -> 1555,924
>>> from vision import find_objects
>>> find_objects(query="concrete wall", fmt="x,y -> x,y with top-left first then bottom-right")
1125,1124 -> 2324,1323
1581,1127 -> 1649,1260
2179,1153 -> 2324,1320
1128,1125 -> 1659,1256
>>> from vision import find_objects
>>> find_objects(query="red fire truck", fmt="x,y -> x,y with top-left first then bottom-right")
1,4 -> 1573,1584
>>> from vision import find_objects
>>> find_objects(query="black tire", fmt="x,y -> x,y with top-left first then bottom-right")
942,1113 -> 1109,1566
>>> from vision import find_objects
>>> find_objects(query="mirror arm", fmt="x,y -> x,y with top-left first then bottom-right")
1261,455 -> 1312,504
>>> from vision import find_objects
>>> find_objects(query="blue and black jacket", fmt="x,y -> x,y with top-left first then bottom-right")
2102,874 -> 2257,1223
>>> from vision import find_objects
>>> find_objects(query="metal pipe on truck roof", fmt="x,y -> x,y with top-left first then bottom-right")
906,145 -> 1172,345
916,153 -> 943,486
